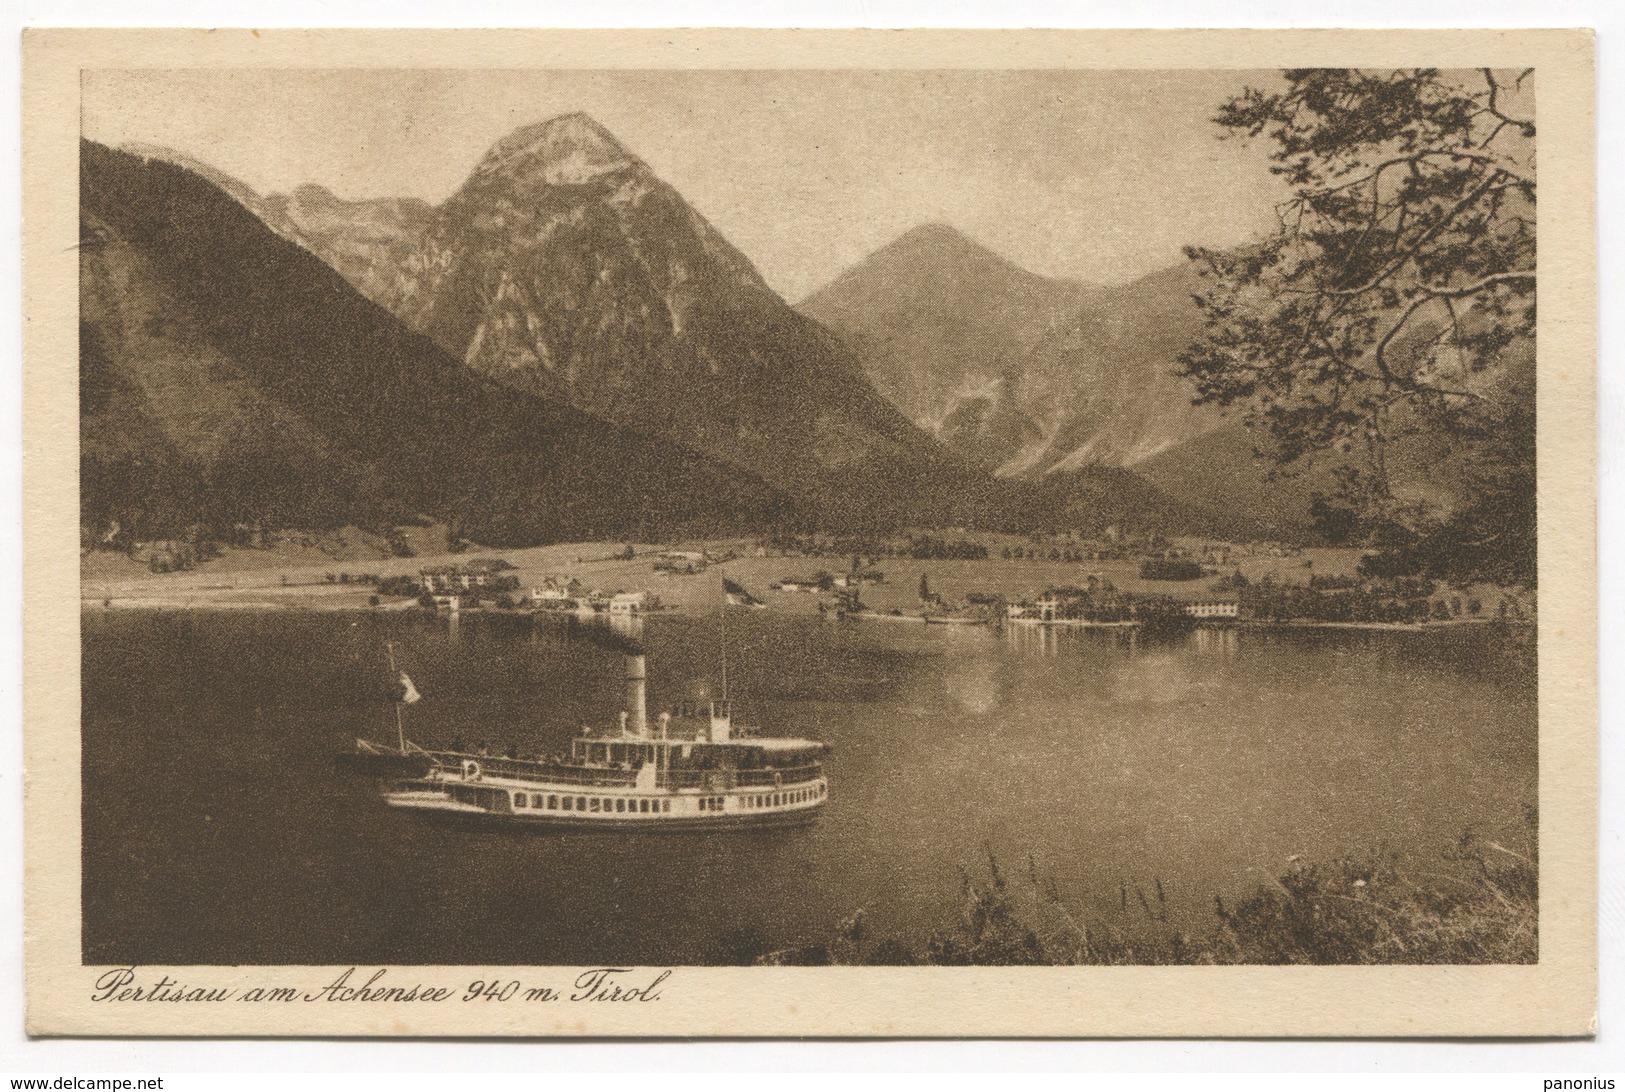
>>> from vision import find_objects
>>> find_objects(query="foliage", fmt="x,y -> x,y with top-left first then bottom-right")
763,532 -> 988,561
1308,493 -> 1363,545
1180,69 -> 1536,584
81,450 -> 394,548
383,528 -> 416,558
795,822 -> 1536,966
1239,581 -> 1434,624
903,535 -> 990,561
375,574 -> 421,598
1139,557 -> 1205,581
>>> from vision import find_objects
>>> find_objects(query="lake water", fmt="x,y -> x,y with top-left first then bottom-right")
81,608 -> 1537,965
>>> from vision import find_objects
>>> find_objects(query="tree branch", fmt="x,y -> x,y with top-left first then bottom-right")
1372,294 -> 1438,383
1482,68 -> 1536,139
1321,172 -> 1509,298
1416,271 -> 1535,298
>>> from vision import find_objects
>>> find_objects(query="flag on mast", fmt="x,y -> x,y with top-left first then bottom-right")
398,672 -> 421,704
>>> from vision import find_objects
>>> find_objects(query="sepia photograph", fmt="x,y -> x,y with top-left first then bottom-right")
21,26 -> 1598,1039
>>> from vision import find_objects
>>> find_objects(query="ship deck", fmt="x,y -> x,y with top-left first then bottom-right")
385,770 -> 828,826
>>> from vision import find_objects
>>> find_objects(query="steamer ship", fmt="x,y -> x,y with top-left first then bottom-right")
345,631 -> 828,830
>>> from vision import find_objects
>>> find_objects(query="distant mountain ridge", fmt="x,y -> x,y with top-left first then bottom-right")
120,143 -> 435,311
119,142 -> 318,250
801,229 -> 1317,534
798,223 -> 1100,446
1008,263 -> 1228,473
801,234 -> 1228,474
262,183 -> 433,308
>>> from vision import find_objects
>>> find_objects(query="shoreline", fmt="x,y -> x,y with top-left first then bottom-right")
1236,617 -> 1530,631
83,596 -> 422,613
80,538 -> 1535,629
82,595 -> 1535,632
1006,618 -> 1141,629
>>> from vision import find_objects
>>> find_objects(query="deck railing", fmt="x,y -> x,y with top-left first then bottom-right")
658,764 -> 823,790
424,753 -> 637,788
422,752 -> 822,792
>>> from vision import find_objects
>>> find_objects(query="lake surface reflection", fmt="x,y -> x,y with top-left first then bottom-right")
82,609 -> 1536,965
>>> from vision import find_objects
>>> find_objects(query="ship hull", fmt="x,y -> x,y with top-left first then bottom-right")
386,797 -> 824,833
380,776 -> 829,831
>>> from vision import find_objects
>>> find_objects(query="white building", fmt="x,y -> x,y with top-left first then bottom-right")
774,579 -> 820,593
1183,600 -> 1239,619
608,591 -> 648,615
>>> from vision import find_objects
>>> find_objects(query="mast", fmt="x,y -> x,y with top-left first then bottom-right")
719,583 -> 729,703
385,641 -> 405,754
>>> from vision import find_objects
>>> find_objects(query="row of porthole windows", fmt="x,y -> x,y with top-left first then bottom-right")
513,792 -> 672,815
745,784 -> 826,808
507,784 -> 826,815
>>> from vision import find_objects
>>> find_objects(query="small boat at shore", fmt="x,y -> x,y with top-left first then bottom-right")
846,610 -> 930,623
342,628 -> 828,831
845,609 -> 993,626
923,612 -> 994,626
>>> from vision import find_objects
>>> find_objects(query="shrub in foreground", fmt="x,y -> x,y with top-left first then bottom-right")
755,826 -> 1537,966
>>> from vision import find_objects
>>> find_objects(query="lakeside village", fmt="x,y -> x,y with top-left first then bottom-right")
155,526 -> 1535,631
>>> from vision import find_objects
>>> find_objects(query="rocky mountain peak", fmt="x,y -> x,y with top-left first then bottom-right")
894,221 -> 985,250
881,222 -> 1028,270
287,182 -> 341,210
362,113 -> 978,527
799,222 -> 1099,427
470,111 -> 637,186
808,221 -> 1082,312
120,140 -> 187,162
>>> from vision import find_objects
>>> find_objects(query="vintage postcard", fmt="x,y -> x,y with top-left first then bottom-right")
22,28 -> 1596,1037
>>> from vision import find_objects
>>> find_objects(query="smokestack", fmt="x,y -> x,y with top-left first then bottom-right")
625,653 -> 648,738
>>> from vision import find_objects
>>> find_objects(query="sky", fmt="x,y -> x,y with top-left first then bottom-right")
81,68 -> 1289,300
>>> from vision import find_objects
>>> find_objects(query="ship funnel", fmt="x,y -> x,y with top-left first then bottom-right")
625,653 -> 648,737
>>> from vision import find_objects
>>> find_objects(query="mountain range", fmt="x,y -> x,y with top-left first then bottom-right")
262,183 -> 433,309
81,140 -> 801,548
799,225 -> 1317,533
796,223 -> 1099,444
369,113 -> 997,527
96,118 -> 1296,546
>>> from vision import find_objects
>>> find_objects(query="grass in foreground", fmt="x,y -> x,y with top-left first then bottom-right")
743,822 -> 1537,966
